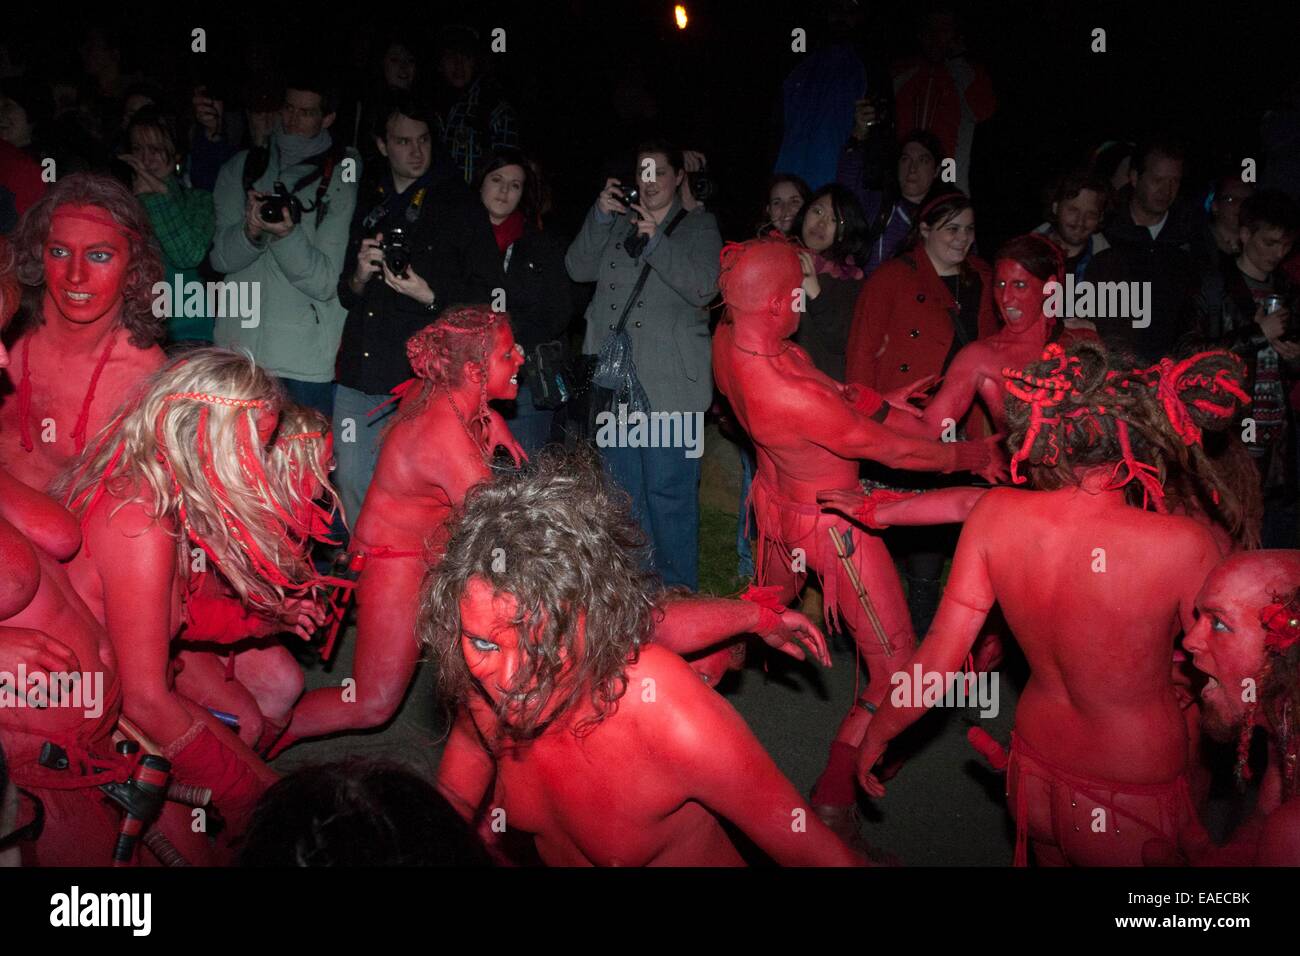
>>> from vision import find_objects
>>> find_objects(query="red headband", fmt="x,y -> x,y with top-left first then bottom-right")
51,207 -> 141,242
163,392 -> 268,409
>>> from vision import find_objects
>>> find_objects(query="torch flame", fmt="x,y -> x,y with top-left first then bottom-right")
675,5 -> 688,29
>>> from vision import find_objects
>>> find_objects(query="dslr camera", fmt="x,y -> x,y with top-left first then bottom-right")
259,181 -> 304,225
381,227 -> 412,276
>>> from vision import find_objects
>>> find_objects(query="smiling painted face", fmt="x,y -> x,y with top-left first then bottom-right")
994,259 -> 1049,333
482,322 -> 524,401
43,206 -> 132,327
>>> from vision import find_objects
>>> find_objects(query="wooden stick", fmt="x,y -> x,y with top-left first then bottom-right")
828,526 -> 894,657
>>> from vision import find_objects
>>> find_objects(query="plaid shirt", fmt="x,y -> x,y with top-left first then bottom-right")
438,77 -> 519,184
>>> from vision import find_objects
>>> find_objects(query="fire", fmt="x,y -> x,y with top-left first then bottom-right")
674,5 -> 688,29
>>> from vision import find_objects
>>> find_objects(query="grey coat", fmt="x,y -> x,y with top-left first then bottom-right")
566,198 -> 721,413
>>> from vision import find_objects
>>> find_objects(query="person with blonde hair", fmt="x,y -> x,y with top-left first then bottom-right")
55,347 -> 312,847
173,403 -> 341,756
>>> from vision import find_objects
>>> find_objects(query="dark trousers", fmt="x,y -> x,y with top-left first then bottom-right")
601,443 -> 702,591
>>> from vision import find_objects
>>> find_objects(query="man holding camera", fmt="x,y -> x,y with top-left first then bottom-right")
332,94 -> 501,524
1193,189 -> 1300,547
209,76 -> 359,417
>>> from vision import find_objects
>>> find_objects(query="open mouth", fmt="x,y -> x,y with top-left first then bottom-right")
64,290 -> 94,303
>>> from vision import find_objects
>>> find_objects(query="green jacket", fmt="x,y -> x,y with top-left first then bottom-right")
141,176 -> 215,343
209,141 -> 360,381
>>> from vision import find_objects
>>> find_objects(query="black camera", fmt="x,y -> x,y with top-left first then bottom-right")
619,180 -> 641,210
382,227 -> 412,276
259,181 -> 303,224
687,169 -> 715,203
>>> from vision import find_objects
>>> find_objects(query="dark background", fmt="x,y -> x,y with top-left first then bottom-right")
6,0 -> 1298,246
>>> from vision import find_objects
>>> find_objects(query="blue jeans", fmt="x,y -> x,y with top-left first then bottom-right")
279,377 -> 335,419
737,443 -> 756,578
601,442 -> 701,591
504,384 -> 555,457
332,384 -> 397,529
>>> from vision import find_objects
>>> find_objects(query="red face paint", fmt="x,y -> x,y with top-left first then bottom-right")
994,260 -> 1048,334
255,407 -> 279,447
1185,560 -> 1273,743
460,577 -> 524,709
484,323 -> 524,401
43,205 -> 132,327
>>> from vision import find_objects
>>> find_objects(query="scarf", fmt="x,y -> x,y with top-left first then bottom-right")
812,251 -> 864,282
492,210 -> 525,256
274,127 -> 334,171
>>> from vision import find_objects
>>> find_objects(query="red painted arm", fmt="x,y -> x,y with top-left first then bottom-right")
644,648 -> 864,865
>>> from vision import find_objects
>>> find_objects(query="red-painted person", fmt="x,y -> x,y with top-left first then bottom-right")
916,235 -> 1063,438
423,450 -> 864,866
173,404 -> 337,754
53,348 -> 311,847
856,341 -> 1253,866
275,307 -> 527,751
1,173 -> 165,493
1153,550 -> 1300,865
0,238 -> 126,865
712,235 -> 1004,845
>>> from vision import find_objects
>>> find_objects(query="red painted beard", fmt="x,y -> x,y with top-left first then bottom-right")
43,206 -> 133,327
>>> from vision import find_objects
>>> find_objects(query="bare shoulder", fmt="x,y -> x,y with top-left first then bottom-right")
622,644 -> 731,746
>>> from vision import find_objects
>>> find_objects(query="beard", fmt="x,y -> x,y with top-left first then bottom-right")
1200,695 -> 1243,744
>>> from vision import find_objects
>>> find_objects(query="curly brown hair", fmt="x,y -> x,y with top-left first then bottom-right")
11,172 -> 164,348
1004,340 -> 1258,546
417,446 -> 660,745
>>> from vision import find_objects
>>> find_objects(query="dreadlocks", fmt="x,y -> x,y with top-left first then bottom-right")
1003,340 -> 1257,546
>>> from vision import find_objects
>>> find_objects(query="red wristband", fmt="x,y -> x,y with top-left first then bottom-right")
843,383 -> 884,417
739,584 -> 786,636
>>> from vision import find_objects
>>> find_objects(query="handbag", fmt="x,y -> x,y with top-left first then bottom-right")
523,340 -> 569,410
572,209 -> 689,436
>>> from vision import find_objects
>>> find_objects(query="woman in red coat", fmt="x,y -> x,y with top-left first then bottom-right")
845,192 -> 998,638
846,191 -> 997,397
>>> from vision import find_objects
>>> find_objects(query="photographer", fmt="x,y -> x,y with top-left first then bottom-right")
564,140 -> 721,590
332,93 -> 500,523
209,75 -> 359,417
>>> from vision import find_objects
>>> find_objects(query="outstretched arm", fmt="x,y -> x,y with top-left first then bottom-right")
645,650 -> 864,865
916,347 -> 986,438
818,486 -> 989,530
652,594 -> 830,666
855,495 -> 999,795
799,378 -> 1003,481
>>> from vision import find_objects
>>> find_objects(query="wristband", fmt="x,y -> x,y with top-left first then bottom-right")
843,383 -> 885,417
739,584 -> 786,636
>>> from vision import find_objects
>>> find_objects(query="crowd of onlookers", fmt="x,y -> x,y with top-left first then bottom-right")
2,9 -> 1299,620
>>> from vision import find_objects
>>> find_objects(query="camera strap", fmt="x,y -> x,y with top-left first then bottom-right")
610,208 -> 688,336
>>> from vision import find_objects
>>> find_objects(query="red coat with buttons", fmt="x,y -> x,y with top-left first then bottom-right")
845,249 -> 997,395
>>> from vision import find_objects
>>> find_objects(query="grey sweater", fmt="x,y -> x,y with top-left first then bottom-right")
566,198 -> 721,413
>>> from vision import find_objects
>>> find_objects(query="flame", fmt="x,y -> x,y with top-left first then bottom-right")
674,5 -> 688,29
